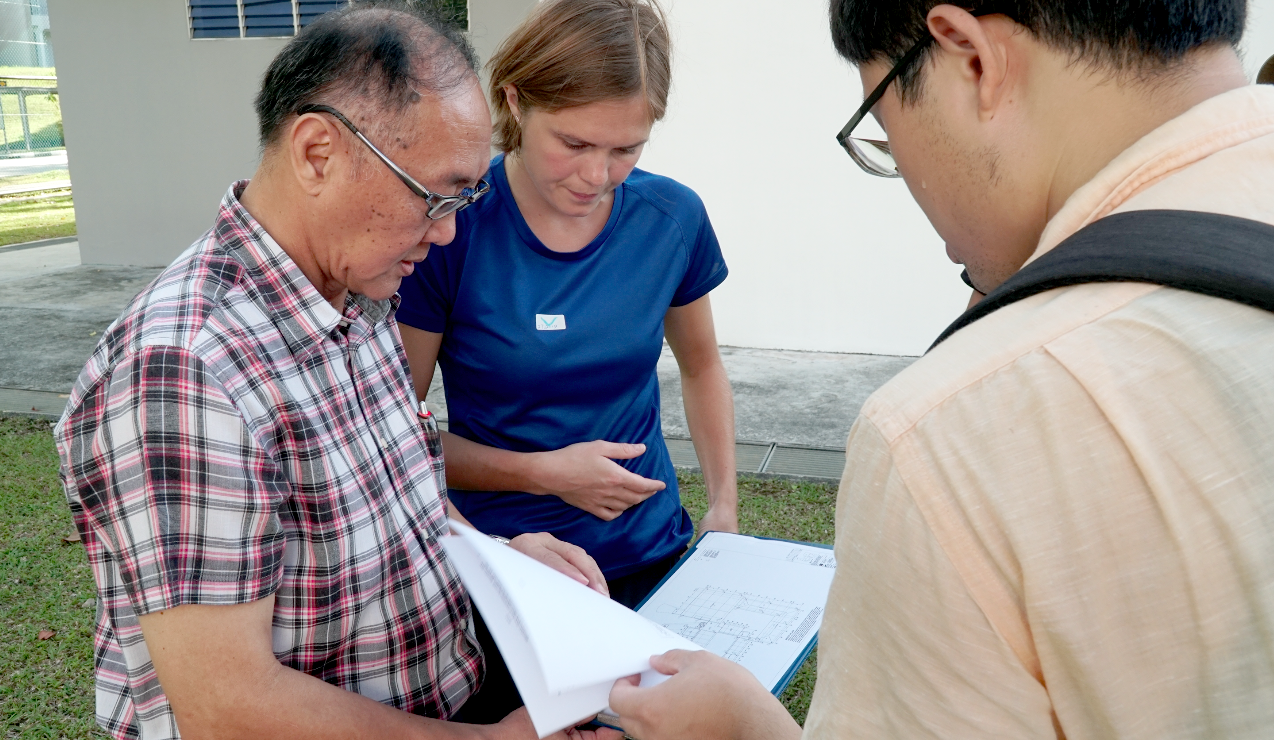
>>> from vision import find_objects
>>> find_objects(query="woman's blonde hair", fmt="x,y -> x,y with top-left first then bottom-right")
488,0 -> 672,153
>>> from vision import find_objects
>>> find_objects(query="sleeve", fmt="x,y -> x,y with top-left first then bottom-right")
670,202 -> 728,308
69,345 -> 289,615
396,238 -> 467,333
801,417 -> 1057,740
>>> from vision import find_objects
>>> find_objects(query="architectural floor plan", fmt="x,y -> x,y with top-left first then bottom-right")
637,532 -> 837,690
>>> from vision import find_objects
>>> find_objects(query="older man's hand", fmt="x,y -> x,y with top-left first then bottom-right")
608,650 -> 802,740
509,531 -> 609,597
486,707 -> 622,740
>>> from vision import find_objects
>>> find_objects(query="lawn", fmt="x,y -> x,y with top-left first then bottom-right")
0,193 -> 75,247
0,415 -> 836,736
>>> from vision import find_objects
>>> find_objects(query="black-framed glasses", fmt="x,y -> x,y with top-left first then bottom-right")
836,7 -> 999,178
296,103 -> 490,220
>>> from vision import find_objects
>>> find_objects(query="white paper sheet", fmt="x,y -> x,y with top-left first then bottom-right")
635,532 -> 837,692
440,521 -> 702,737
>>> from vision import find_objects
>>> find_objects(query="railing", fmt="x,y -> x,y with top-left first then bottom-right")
0,75 -> 62,154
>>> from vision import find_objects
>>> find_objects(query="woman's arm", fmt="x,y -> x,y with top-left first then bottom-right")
664,296 -> 738,534
398,324 -> 666,522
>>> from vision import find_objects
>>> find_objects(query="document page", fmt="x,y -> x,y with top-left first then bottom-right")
441,521 -> 701,737
635,532 -> 837,692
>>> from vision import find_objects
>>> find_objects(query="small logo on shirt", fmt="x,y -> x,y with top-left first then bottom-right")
536,314 -> 566,331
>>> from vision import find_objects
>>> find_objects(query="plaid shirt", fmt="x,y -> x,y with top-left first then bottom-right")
54,182 -> 482,739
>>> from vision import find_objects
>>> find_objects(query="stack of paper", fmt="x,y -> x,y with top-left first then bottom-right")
440,521 -> 702,737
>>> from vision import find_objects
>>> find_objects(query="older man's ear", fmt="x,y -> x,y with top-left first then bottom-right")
286,112 -> 343,195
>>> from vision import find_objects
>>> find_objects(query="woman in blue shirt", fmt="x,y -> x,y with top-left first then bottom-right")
397,0 -> 737,608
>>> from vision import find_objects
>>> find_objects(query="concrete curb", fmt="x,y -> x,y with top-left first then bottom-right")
0,386 -> 69,419
1,391 -> 848,484
0,235 -> 78,254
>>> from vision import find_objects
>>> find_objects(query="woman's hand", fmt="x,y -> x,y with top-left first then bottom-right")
697,505 -> 739,535
509,531 -> 609,596
528,441 -> 666,521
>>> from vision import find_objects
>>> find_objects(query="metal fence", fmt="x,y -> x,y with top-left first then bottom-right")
0,0 -> 59,154
0,78 -> 59,152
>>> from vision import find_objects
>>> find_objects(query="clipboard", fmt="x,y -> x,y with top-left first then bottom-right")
635,531 -> 832,697
594,530 -> 835,731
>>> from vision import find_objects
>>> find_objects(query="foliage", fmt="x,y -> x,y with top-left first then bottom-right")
0,416 -> 107,738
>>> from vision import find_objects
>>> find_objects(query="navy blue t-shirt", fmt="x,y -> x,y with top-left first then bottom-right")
396,155 -> 728,578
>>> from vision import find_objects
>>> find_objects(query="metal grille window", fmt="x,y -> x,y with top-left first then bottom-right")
189,1 -> 468,39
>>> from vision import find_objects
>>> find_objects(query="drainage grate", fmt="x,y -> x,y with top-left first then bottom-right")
664,437 -> 776,474
762,445 -> 847,481
0,386 -> 68,419
0,398 -> 849,483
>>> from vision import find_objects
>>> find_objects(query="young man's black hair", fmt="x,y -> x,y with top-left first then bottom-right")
829,0 -> 1248,101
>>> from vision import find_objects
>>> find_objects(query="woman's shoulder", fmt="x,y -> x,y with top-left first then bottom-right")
622,168 -> 708,220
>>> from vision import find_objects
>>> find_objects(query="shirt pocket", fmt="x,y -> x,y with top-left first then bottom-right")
418,411 -> 447,493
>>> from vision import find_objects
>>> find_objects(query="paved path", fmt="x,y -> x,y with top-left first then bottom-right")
0,150 -> 68,179
0,242 -> 917,479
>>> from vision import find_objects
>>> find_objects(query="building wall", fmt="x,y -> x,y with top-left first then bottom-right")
48,0 -> 287,267
45,0 -> 1274,355
638,0 -> 1274,356
0,0 -> 46,68
46,0 -> 536,270
468,0 -> 537,84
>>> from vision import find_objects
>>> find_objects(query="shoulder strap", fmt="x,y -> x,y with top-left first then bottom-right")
929,210 -> 1274,351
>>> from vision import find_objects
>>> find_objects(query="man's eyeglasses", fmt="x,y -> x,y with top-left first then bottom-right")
296,103 -> 490,220
835,7 -> 998,178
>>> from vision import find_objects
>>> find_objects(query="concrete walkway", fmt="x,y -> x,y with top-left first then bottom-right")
0,149 -> 68,179
0,242 -> 916,479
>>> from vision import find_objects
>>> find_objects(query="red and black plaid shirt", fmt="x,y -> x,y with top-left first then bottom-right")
55,182 -> 482,739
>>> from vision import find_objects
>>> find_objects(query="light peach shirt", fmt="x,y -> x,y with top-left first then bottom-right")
804,85 -> 1274,739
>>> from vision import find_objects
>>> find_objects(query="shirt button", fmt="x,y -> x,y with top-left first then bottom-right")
458,617 -> 468,631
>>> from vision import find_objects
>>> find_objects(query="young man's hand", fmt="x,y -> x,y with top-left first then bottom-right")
607,650 -> 802,740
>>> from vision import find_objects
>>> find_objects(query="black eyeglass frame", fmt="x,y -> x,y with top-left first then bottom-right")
835,7 -> 999,178
296,103 -> 490,220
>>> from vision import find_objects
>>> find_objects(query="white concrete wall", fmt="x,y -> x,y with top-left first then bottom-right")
638,0 -> 964,356
44,0 -> 1274,355
1245,0 -> 1274,79
48,1 -> 287,267
468,0 -> 537,83
639,0 -> 1274,356
45,0 -> 538,269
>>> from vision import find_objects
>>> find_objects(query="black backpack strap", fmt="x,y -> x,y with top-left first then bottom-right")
929,210 -> 1274,351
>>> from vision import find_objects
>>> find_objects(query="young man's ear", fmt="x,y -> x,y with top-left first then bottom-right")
289,112 -> 341,195
926,4 -> 1014,120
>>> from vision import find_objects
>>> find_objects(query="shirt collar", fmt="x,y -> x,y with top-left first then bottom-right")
215,180 -> 398,354
1031,85 -> 1274,264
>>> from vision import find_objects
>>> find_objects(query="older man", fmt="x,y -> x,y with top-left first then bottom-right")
55,6 -> 613,740
610,1 -> 1274,739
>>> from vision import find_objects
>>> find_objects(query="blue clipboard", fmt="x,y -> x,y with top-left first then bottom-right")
632,530 -> 834,698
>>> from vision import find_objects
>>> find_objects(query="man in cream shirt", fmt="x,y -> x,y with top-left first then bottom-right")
608,1 -> 1274,738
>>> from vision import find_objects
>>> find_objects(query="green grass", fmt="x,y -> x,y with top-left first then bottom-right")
0,416 -> 106,739
0,418 -> 838,735
0,168 -> 69,189
0,193 -> 75,247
